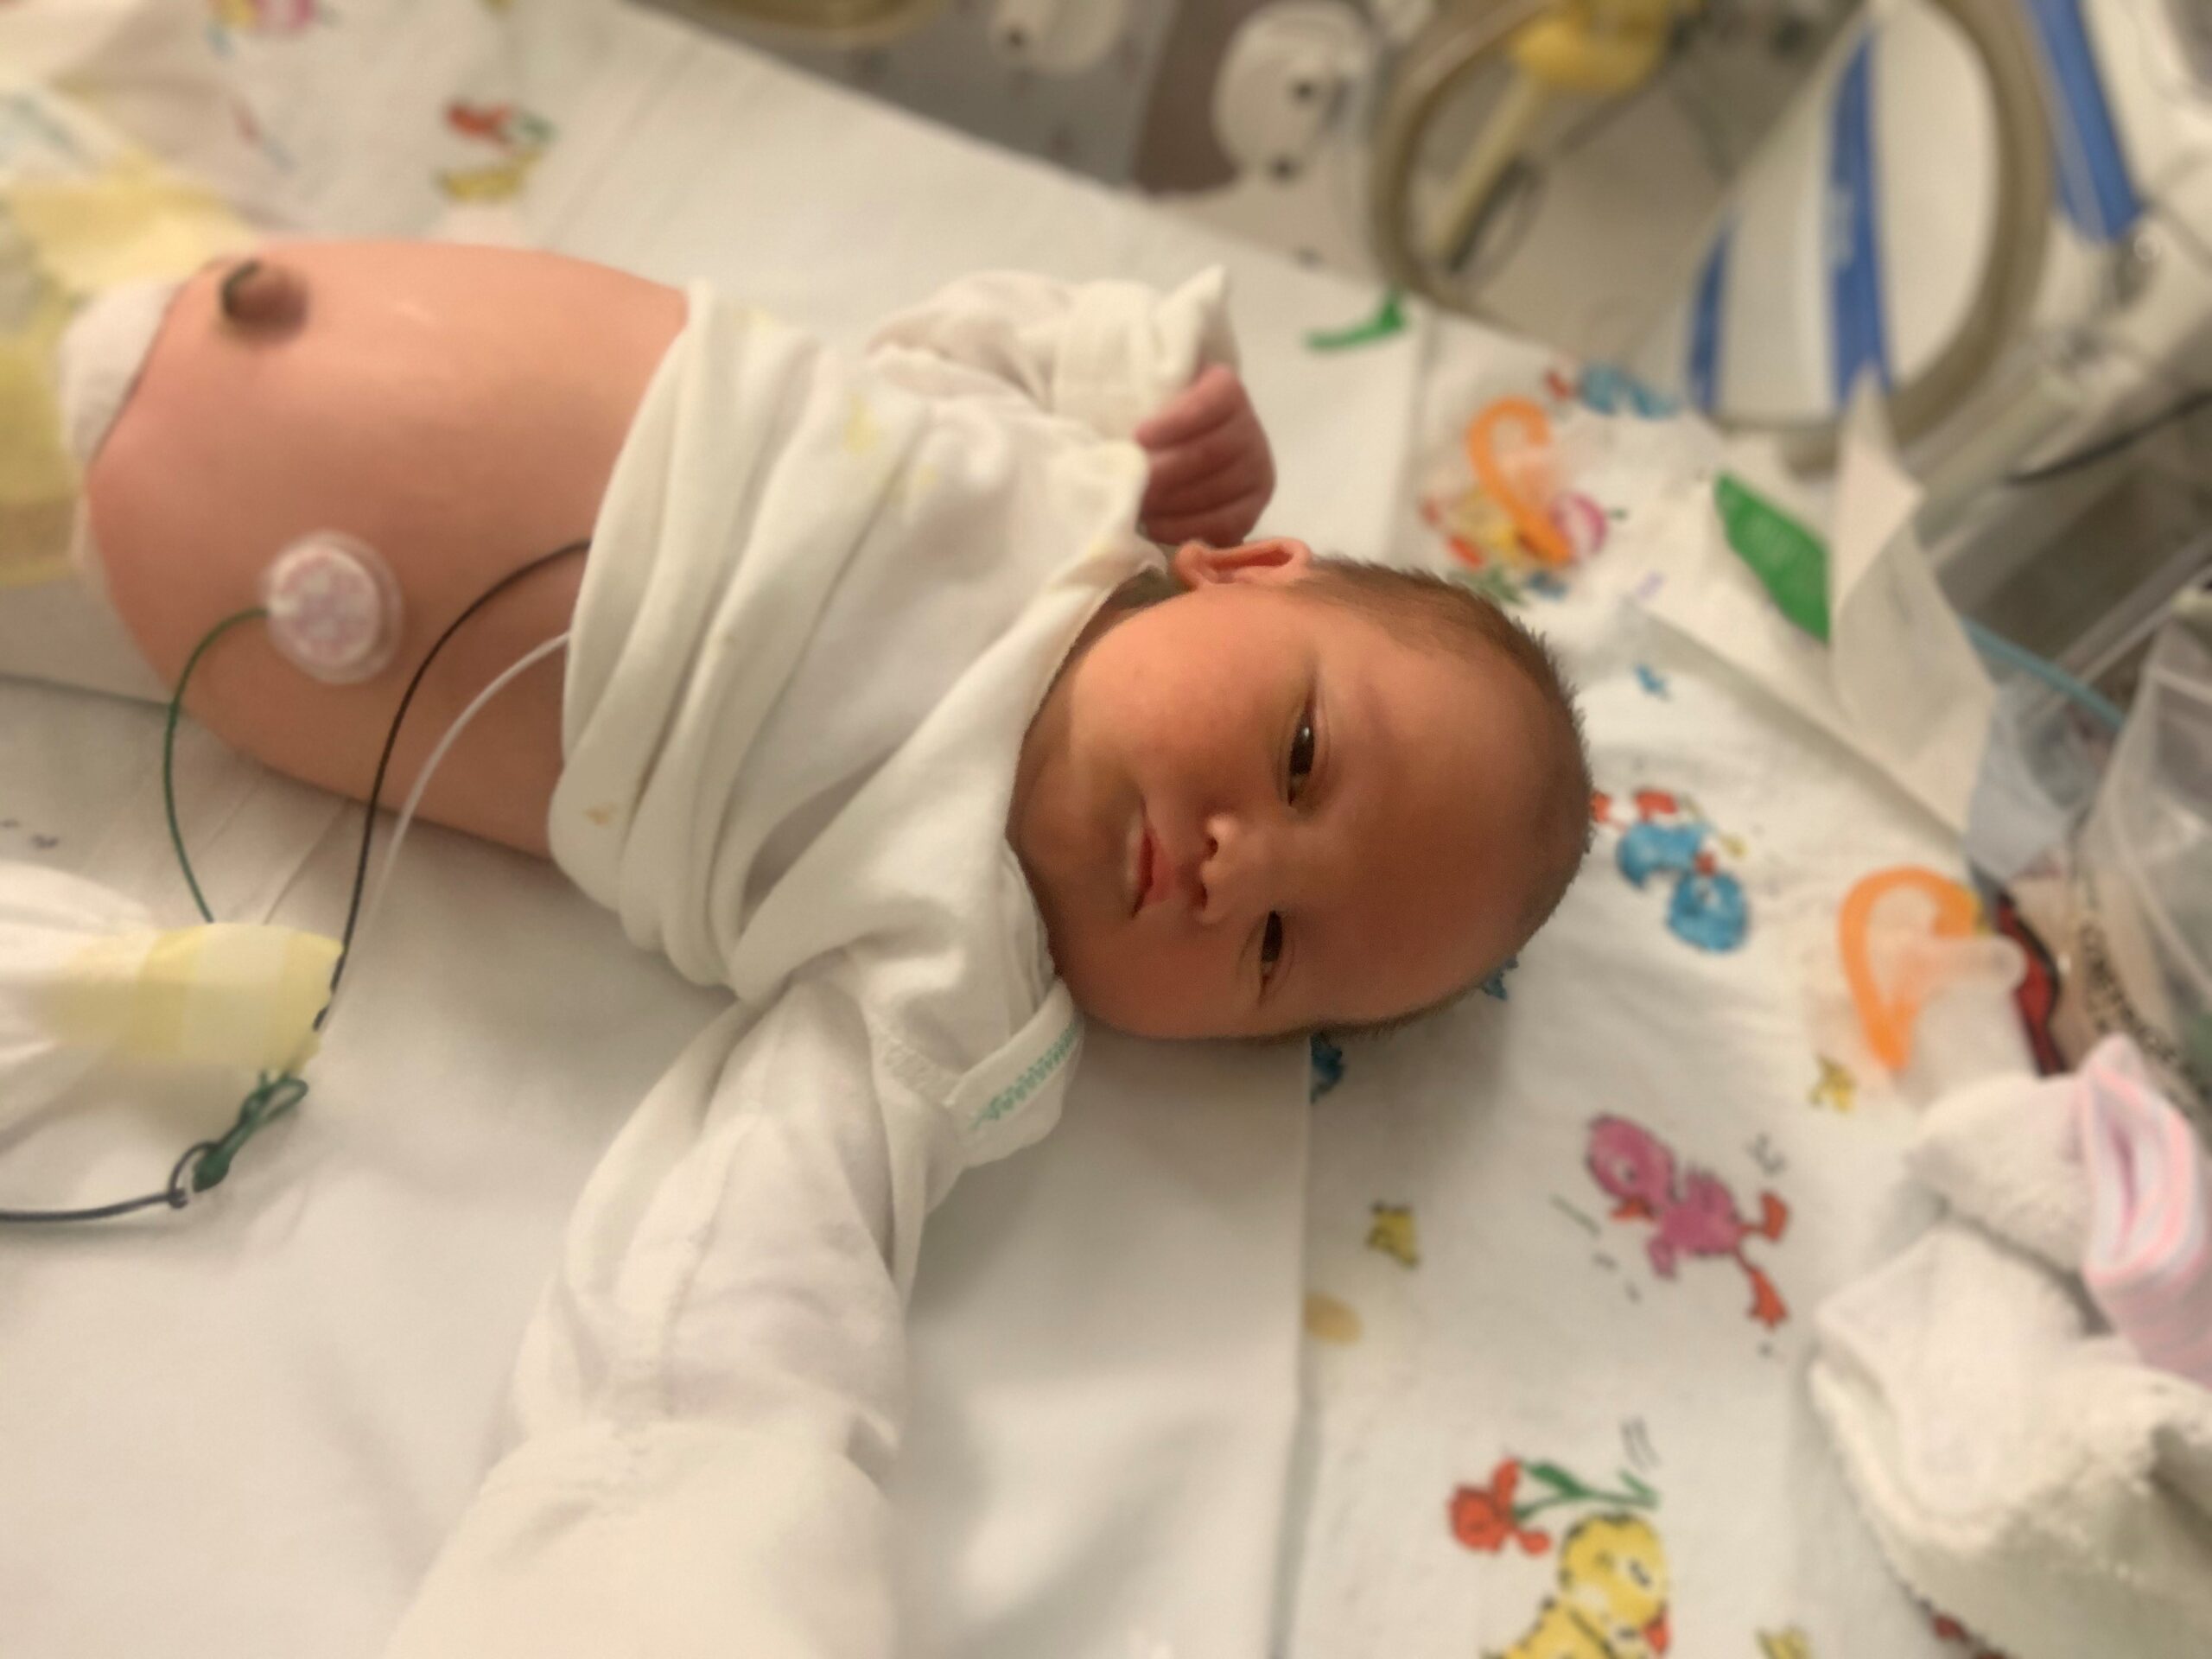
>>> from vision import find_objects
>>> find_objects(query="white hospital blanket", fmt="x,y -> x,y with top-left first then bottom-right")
1277,327 -> 2027,1659
0,678 -> 1306,1659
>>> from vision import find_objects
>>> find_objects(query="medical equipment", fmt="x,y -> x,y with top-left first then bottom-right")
0,537 -> 587,1224
2024,598 -> 2212,1122
258,532 -> 404,685
645,0 -> 944,45
1214,2 -> 1379,186
0,867 -> 334,1112
1465,395 -> 1575,563
1417,0 -> 1700,273
1370,0 -> 2050,455
1837,865 -> 2024,1073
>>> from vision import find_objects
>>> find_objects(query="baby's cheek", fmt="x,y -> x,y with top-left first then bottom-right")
1058,925 -> 1220,1040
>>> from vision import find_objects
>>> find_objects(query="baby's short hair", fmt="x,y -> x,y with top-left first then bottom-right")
1300,555 -> 1593,984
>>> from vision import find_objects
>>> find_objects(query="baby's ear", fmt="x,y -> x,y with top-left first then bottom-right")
1170,537 -> 1313,589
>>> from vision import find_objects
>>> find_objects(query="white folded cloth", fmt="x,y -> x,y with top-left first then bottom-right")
1811,1041 -> 2212,1659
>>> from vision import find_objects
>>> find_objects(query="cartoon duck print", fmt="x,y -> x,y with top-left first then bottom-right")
1586,1116 -> 1790,1327
445,101 -> 556,151
1594,788 -> 1749,953
436,100 -> 556,205
1491,1515 -> 1670,1659
438,156 -> 538,203
1573,364 -> 1676,419
1367,1202 -> 1419,1268
1309,1032 -> 1345,1102
209,0 -> 325,33
1927,1607 -> 2011,1659
1758,1630 -> 1813,1659
1807,1057 -> 1856,1113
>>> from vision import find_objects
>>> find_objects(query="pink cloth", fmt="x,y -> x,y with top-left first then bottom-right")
2077,1037 -> 2212,1389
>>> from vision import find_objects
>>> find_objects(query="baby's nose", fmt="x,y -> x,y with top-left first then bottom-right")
1197,812 -> 1269,925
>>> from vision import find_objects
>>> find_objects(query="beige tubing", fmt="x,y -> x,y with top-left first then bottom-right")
648,0 -> 947,47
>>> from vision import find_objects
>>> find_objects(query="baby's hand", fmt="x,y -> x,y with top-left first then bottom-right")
1135,365 -> 1275,549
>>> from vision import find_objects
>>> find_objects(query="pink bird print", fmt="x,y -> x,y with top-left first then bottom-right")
1586,1116 -> 1791,1327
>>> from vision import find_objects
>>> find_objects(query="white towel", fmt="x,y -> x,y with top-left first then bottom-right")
1811,1050 -> 2212,1659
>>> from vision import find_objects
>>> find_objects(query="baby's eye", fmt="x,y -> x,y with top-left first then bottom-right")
1287,711 -> 1316,803
1261,912 -> 1285,981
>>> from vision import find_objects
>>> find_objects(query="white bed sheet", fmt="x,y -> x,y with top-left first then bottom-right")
1275,323 -> 2029,1659
0,5 -> 1433,1656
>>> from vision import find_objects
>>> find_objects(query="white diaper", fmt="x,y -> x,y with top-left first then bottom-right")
0,280 -> 185,704
55,278 -> 184,601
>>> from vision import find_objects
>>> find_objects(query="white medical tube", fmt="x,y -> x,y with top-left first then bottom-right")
321,632 -> 570,1033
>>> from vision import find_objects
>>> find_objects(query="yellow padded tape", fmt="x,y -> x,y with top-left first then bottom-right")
41,924 -> 342,1075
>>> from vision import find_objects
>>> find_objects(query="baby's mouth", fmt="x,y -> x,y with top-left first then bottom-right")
1128,817 -> 1153,918
1128,815 -> 1168,917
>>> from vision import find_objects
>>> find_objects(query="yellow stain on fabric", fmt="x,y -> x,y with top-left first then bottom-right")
1366,1203 -> 1420,1268
2,141 -> 257,588
843,392 -> 881,456
0,285 -> 79,588
899,461 -> 939,509
1302,1292 -> 1363,1344
10,158 -> 256,295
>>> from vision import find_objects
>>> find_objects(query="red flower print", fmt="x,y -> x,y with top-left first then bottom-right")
1449,1459 -> 1552,1555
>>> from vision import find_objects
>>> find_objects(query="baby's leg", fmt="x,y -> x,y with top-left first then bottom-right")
72,242 -> 686,857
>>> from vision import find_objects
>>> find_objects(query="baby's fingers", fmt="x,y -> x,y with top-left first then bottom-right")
1135,364 -> 1247,449
1142,416 -> 1262,499
1143,481 -> 1271,550
1142,445 -> 1274,519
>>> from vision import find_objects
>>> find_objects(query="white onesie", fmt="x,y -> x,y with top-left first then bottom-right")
364,268 -> 1237,1657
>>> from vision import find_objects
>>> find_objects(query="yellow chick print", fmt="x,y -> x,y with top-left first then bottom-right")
1491,1515 -> 1670,1659
1808,1058 -> 1856,1114
1366,1202 -> 1420,1268
1758,1630 -> 1813,1659
436,153 -> 543,204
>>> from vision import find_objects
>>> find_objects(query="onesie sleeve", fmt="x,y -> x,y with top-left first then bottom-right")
379,978 -> 964,1659
866,267 -> 1238,441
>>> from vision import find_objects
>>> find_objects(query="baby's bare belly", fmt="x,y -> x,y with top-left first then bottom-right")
87,242 -> 687,855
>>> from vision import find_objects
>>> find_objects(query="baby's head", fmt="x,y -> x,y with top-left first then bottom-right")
1011,537 -> 1591,1039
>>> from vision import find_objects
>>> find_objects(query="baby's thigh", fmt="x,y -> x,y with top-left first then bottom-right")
84,244 -> 685,855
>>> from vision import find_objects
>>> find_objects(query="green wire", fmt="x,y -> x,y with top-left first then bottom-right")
1,606 -> 308,1224
162,607 -> 265,925
155,607 -> 308,1205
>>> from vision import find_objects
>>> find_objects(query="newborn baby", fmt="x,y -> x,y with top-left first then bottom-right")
58,242 -> 1589,1653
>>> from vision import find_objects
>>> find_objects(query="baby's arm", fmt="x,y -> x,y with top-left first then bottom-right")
868,268 -> 1276,544
385,977 -> 954,1659
1132,364 -> 1274,548
866,267 -> 1236,437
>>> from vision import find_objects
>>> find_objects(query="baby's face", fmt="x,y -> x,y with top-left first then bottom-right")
1011,540 -> 1551,1039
